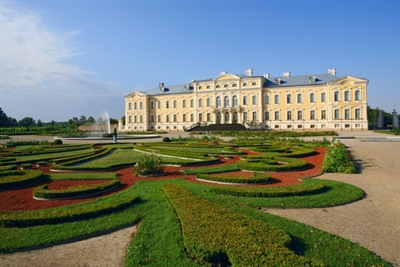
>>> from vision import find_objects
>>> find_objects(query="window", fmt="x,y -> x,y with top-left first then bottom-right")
190,99 -> 194,108
173,100 -> 177,108
287,110 -> 292,120
157,115 -> 161,123
321,92 -> 326,102
243,96 -> 248,105
198,98 -> 203,107
297,110 -> 303,120
182,99 -> 186,108
286,94 -> 292,104
224,112 -> 230,122
345,108 -> 350,119
166,115 -> 170,123
233,112 -> 238,123
199,113 -> 203,122
190,114 -> 194,122
166,100 -> 170,109
252,111 -> 257,121
274,111 -> 280,120
274,94 -> 280,104
232,84 -> 237,87
157,100 -> 161,109
206,85 -> 210,89
216,85 -> 220,89
310,93 -> 315,103
140,102 -> 143,109
140,115 -> 143,123
128,115 -> 132,123
183,114 -> 186,122
252,95 -> 257,105
355,90 -> 361,101
224,84 -> 228,88
321,110 -> 326,119
334,109 -> 340,119
224,96 -> 229,107
252,82 -> 256,86
198,86 -> 202,90
150,101 -> 154,109
264,111 -> 270,121
134,102 -> 137,110
264,95 -> 269,104
216,112 -> 222,123
243,112 -> 248,121
297,93 -> 302,103
355,108 -> 361,119
243,82 -> 247,87
150,115 -> 154,123
128,102 -> 131,110
232,95 -> 238,107
207,113 -> 211,122
216,96 -> 221,108
207,98 -> 211,107
310,110 -> 316,120
334,91 -> 340,102
344,91 -> 350,101
134,116 -> 137,123
173,114 -> 177,122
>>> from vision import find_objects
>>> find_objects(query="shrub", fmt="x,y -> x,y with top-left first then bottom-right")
322,141 -> 356,174
184,164 -> 240,175
197,172 -> 271,184
0,170 -> 43,190
237,157 -> 307,172
134,153 -> 162,176
162,137 -> 171,142
53,139 -> 63,145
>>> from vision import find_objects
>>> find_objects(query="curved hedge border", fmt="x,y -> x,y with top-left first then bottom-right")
210,183 -> 329,198
184,164 -> 240,175
237,157 -> 307,172
33,179 -> 120,200
0,188 -> 140,227
162,184 -> 322,266
0,170 -> 43,190
196,172 -> 271,184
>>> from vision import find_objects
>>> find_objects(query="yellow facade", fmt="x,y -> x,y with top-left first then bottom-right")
124,69 -> 368,131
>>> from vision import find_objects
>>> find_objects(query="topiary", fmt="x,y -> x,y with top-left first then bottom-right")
162,137 -> 171,142
134,153 -> 163,176
53,139 -> 63,145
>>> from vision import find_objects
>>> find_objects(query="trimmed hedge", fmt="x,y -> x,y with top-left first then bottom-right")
33,179 -> 120,199
211,183 -> 329,198
0,170 -> 43,190
322,141 -> 356,174
0,188 -> 140,227
237,157 -> 307,171
162,184 -> 323,266
184,164 -> 240,175
197,172 -> 271,184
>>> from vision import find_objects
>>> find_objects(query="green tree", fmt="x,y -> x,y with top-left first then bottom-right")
19,117 -> 36,127
0,108 -> 9,127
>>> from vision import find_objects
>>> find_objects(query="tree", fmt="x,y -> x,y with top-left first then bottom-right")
367,106 -> 378,128
19,117 -> 36,127
37,119 -> 43,127
0,108 -> 9,127
87,116 -> 96,124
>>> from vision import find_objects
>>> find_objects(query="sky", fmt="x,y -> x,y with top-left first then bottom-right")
0,0 -> 399,122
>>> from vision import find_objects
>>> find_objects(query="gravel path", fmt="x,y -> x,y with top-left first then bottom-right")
265,134 -> 400,266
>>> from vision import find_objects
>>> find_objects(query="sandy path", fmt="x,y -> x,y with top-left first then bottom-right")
0,226 -> 137,267
265,138 -> 400,266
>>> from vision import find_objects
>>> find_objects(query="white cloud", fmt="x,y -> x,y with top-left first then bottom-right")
0,2 -> 123,120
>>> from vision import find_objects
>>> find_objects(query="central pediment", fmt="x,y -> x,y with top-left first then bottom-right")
214,74 -> 241,81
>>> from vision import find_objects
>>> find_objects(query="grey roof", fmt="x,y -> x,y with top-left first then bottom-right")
146,84 -> 194,96
265,73 -> 339,87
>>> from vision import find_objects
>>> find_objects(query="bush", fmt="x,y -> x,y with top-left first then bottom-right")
134,153 -> 162,176
322,141 -> 356,173
53,139 -> 63,145
162,137 -> 171,142
0,170 -> 43,190
197,172 -> 271,184
237,157 -> 307,172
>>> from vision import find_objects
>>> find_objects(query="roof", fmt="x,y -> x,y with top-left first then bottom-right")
265,73 -> 339,87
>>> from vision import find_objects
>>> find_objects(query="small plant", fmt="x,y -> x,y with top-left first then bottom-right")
134,153 -> 163,176
53,139 -> 63,145
322,140 -> 356,173
162,137 -> 171,142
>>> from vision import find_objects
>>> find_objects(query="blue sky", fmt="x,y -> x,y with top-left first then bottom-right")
1,0 -> 399,121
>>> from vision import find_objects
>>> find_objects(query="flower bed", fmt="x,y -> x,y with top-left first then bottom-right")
322,141 -> 356,173
162,184 -> 322,266
33,179 -> 120,199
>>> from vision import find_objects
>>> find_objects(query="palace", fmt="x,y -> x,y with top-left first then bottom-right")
123,68 -> 368,131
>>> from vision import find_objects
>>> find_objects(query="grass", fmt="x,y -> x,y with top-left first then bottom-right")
47,172 -> 118,180
183,164 -> 240,174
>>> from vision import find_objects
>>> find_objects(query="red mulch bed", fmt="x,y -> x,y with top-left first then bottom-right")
0,147 -> 326,212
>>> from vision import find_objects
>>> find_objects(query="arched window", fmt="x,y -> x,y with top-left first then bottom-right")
286,94 -> 292,104
224,84 -> 228,88
297,110 -> 303,120
243,82 -> 247,87
150,101 -> 154,109
128,102 -> 132,110
274,94 -> 280,104
198,98 -> 203,107
297,93 -> 302,103
182,99 -> 186,108
355,90 -> 361,101
264,95 -> 269,104
199,113 -> 203,122
206,97 -> 211,107
243,96 -> 248,105
183,114 -> 186,122
344,91 -> 350,101
134,102 -> 137,110
206,85 -> 210,89
190,99 -> 194,107
232,84 -> 237,87
140,102 -> 143,109
252,95 -> 257,105
321,92 -> 326,102
173,114 -> 177,122
224,112 -> 230,122
310,110 -> 316,120
157,100 -> 161,109
252,82 -> 256,86
264,111 -> 269,121
232,95 -> 238,107
224,96 -> 229,107
233,111 -> 238,123
157,115 -> 161,122
128,116 -> 132,123
166,100 -> 170,109
198,86 -> 202,90
334,91 -> 340,102
274,111 -> 280,120
216,112 -> 222,123
216,85 -> 220,89
140,115 -> 143,123
173,100 -> 177,108
216,96 -> 221,108
287,111 -> 292,120
310,93 -> 315,103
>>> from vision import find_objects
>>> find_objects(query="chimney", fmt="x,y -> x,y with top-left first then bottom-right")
245,68 -> 253,76
159,82 -> 164,92
283,72 -> 291,77
328,68 -> 336,76
263,73 -> 270,79
275,78 -> 282,85
220,70 -> 227,75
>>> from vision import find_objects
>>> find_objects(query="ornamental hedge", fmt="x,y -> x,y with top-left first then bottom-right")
162,184 -> 323,266
196,172 -> 271,184
210,182 -> 329,198
0,170 -> 43,190
184,164 -> 241,175
322,141 -> 356,174
237,157 -> 308,172
33,179 -> 120,199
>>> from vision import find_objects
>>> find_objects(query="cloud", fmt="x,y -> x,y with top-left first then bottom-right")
0,2 -> 123,120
